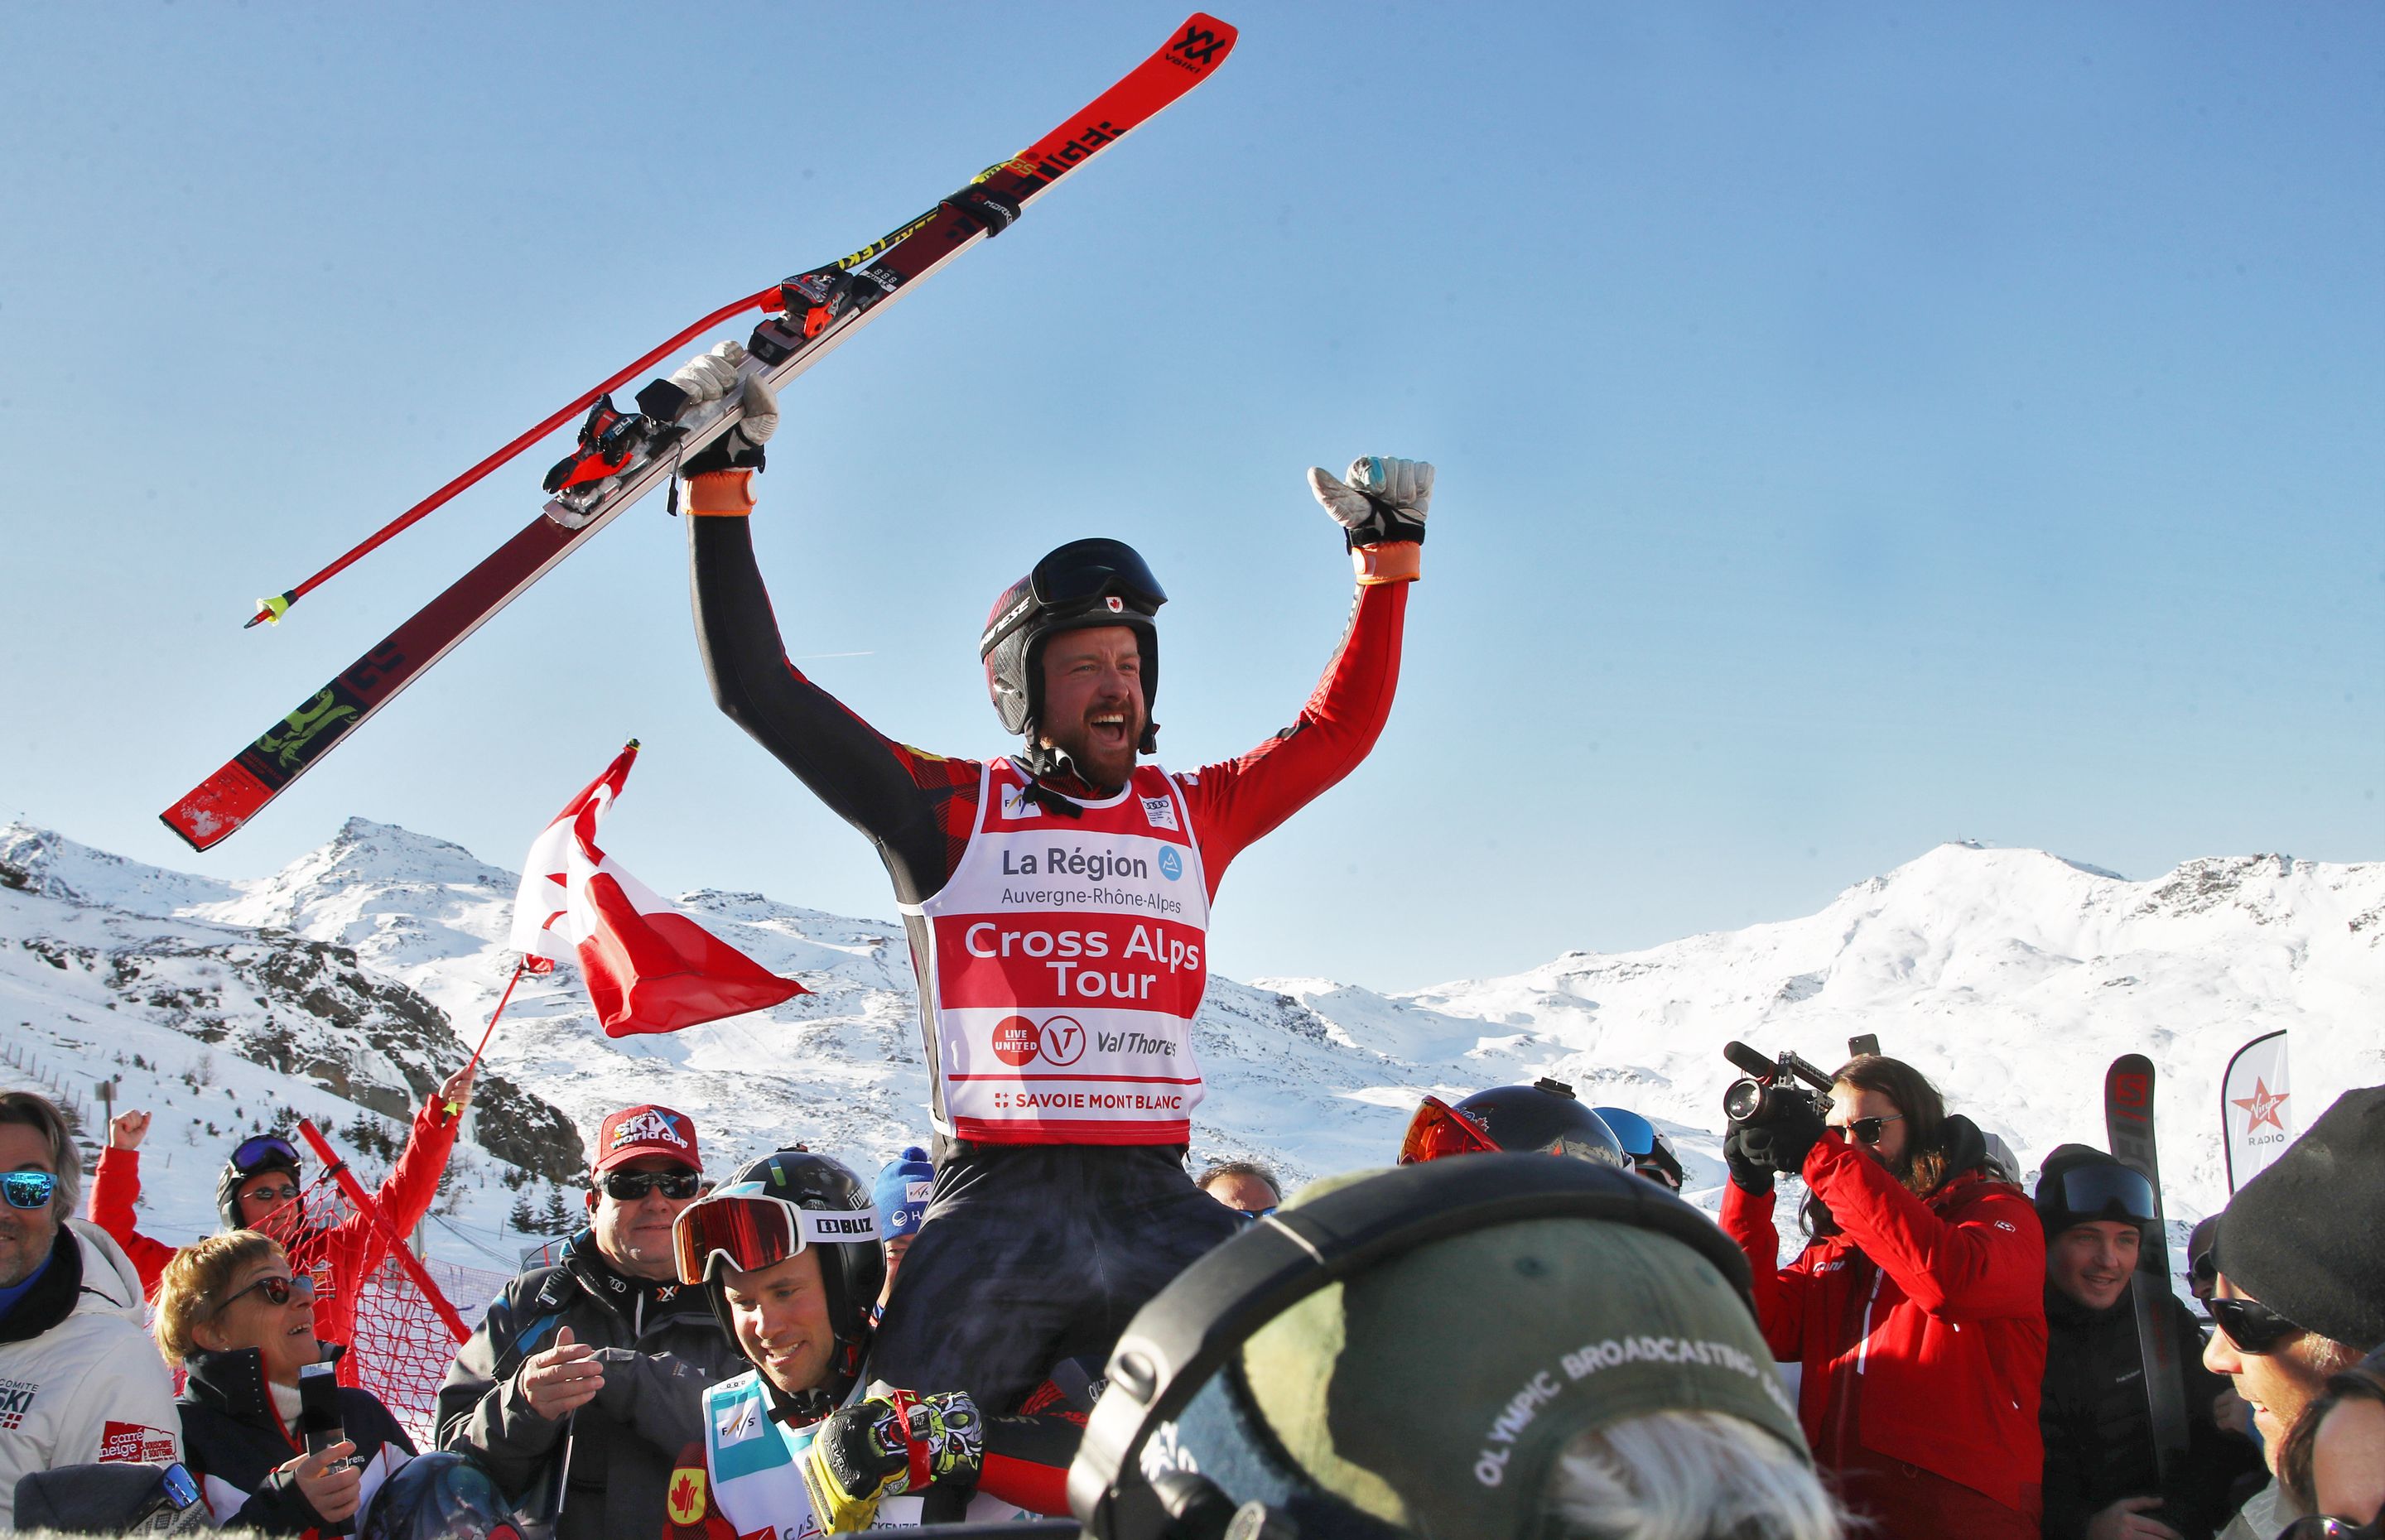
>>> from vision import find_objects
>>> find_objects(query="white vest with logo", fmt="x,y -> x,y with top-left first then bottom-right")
907,758 -> 1210,1145
696,1370 -> 1021,1537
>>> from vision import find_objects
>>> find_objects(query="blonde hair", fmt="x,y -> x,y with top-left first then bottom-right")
1546,1409 -> 1848,1540
155,1231 -> 280,1364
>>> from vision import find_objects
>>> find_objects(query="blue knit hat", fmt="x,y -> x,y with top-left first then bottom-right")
874,1146 -> 936,1240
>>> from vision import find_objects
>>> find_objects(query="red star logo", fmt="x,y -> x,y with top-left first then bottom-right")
2232,1078 -> 2290,1134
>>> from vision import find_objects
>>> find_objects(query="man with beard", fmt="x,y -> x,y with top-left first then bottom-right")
670,341 -> 1429,1410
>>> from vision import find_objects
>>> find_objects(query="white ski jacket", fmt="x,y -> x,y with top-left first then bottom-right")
0,1218 -> 183,1528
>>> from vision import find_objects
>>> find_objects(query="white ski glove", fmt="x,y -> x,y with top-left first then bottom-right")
658,339 -> 778,475
1308,455 -> 1432,547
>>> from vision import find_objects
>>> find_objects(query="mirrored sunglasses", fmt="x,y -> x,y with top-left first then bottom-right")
2209,1294 -> 2307,1355
1,1171 -> 57,1210
240,1182 -> 301,1206
1230,1205 -> 1279,1226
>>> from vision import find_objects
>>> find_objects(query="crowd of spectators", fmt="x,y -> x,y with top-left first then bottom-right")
2,1066 -> 2379,1538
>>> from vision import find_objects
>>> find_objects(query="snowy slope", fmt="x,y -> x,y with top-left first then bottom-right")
6,818 -> 2380,1278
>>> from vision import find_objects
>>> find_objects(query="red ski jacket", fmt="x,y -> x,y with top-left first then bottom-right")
88,1095 -> 461,1358
1719,1128 -> 2048,1517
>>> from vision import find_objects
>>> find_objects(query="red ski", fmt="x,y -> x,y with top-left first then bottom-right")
163,15 -> 1237,852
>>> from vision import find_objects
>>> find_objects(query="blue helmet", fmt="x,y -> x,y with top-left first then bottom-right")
359,1452 -> 520,1540
1592,1106 -> 1684,1191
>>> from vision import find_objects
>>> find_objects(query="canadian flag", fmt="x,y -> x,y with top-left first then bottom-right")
508,742 -> 804,1036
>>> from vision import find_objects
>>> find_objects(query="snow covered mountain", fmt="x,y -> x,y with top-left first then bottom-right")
5,817 -> 2379,1278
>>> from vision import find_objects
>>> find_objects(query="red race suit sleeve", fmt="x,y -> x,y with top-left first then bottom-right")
330,1095 -> 461,1292
1796,1133 -> 2045,1318
1718,1179 -> 1820,1363
84,1146 -> 176,1299
1178,572 -> 1409,893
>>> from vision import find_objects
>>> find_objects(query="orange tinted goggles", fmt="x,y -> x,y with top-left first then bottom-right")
1398,1095 -> 1500,1165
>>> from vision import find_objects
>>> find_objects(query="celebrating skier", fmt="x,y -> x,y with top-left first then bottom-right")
672,344 -> 1429,1408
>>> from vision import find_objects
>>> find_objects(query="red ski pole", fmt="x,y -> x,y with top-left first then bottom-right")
245,286 -> 781,628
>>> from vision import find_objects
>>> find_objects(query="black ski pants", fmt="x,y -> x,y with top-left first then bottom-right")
870,1143 -> 1238,1410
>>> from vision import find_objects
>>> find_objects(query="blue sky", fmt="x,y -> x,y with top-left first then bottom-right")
2,2 -> 2378,992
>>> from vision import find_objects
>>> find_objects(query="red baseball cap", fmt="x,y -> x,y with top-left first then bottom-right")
592,1105 -> 701,1175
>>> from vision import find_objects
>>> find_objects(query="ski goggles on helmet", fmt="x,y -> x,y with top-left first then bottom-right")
2052,1162 -> 2158,1227
1,1171 -> 58,1210
983,538 -> 1166,654
2209,1293 -> 2309,1355
672,1182 -> 880,1286
230,1134 -> 301,1175
1397,1096 -> 1500,1165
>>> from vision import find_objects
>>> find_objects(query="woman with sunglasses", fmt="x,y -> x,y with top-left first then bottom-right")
155,1230 -> 415,1534
86,1064 -> 475,1355
1718,1053 -> 2046,1539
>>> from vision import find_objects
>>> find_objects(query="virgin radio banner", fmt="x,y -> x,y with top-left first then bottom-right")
2221,1029 -> 2292,1193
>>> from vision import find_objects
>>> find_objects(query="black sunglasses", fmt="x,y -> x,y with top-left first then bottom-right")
1829,1114 -> 1905,1147
212,1272 -> 315,1317
2209,1294 -> 2308,1355
601,1169 -> 702,1202
240,1182 -> 301,1206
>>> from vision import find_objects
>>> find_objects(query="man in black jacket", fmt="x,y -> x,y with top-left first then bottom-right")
2036,1145 -> 2260,1540
436,1105 -> 742,1540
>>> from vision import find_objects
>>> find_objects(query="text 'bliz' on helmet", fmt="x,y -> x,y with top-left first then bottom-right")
979,537 -> 1164,748
672,1148 -> 886,1411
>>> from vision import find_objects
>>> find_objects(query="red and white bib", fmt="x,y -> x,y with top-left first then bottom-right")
908,758 -> 1209,1144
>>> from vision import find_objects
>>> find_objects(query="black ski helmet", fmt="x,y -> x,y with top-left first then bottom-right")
979,537 -> 1164,749
216,1133 -> 306,1230
672,1148 -> 885,1413
1400,1078 -> 1626,1168
358,1451 -> 522,1540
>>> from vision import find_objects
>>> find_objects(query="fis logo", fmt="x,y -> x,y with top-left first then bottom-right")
715,1395 -> 764,1447
1000,783 -> 1042,821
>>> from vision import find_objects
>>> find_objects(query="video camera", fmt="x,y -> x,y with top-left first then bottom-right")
1720,1040 -> 1836,1126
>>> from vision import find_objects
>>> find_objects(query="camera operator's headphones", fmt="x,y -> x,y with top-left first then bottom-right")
1067,1153 -> 1763,1539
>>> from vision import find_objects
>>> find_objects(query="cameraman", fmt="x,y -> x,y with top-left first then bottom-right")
1721,1053 -> 2046,1539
